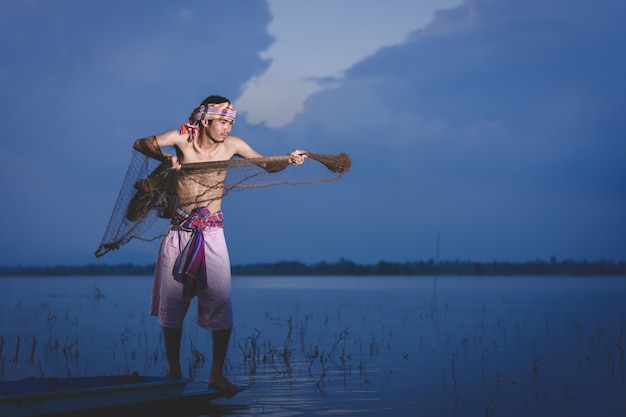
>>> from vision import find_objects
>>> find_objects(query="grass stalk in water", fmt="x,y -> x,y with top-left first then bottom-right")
11,336 -> 20,367
27,336 -> 36,367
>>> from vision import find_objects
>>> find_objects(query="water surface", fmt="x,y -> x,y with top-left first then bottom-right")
1,275 -> 625,416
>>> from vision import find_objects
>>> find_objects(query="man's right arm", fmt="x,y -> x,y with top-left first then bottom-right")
133,131 -> 182,169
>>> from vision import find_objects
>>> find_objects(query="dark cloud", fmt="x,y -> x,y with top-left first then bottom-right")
0,1 -> 274,265
278,0 -> 626,262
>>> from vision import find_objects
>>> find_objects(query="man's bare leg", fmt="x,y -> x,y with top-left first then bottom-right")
163,327 -> 183,378
208,328 -> 238,398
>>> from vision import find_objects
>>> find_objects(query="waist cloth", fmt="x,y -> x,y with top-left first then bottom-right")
172,206 -> 224,297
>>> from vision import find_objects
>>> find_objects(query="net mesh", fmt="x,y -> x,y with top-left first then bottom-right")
95,141 -> 351,258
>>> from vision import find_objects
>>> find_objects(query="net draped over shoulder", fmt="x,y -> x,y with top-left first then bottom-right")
95,141 -> 351,258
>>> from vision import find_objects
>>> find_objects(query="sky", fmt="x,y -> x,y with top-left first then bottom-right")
0,0 -> 624,267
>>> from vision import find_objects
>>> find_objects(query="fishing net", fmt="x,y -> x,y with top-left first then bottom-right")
95,138 -> 351,258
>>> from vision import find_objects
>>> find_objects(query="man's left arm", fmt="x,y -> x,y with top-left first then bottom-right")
230,136 -> 307,169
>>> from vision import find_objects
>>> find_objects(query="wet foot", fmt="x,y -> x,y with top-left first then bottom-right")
208,376 -> 239,398
165,369 -> 182,378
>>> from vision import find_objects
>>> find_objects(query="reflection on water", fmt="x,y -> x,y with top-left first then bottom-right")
1,275 -> 625,416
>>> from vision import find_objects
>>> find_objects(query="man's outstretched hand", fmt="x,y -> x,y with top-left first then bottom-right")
289,150 -> 307,166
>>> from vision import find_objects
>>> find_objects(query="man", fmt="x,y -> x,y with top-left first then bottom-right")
133,95 -> 306,398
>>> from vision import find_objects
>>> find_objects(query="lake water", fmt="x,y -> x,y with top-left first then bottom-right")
1,275 -> 625,416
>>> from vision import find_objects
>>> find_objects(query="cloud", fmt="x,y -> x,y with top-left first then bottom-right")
0,1 -> 276,265
262,0 -> 626,262
236,0 -> 463,127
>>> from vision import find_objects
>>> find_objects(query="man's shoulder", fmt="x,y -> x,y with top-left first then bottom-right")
225,135 -> 263,159
159,128 -> 185,139
156,128 -> 187,145
225,135 -> 246,144
224,135 -> 250,151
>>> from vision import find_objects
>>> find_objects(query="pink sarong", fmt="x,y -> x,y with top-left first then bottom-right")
150,209 -> 232,331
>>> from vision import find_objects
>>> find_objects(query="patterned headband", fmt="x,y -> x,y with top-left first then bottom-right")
179,102 -> 237,141
190,102 -> 237,122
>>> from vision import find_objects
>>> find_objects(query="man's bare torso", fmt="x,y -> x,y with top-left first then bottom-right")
173,136 -> 235,214
168,129 -> 259,214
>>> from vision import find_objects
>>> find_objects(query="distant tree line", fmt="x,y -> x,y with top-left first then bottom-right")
231,258 -> 626,276
1,258 -> 625,277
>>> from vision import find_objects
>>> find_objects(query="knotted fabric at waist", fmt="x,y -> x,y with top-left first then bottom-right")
173,206 -> 224,230
172,207 -> 224,297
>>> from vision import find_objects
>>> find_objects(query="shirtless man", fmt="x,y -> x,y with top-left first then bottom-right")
133,95 -> 305,398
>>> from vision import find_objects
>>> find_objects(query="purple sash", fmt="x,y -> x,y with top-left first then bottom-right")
172,207 -> 223,297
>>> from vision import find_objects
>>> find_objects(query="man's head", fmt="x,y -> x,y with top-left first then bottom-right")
180,95 -> 236,141
188,95 -> 237,124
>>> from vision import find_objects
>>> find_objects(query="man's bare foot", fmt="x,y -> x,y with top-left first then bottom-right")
208,376 -> 239,398
165,369 -> 182,378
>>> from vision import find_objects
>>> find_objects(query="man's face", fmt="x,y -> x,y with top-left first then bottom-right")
206,118 -> 234,142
